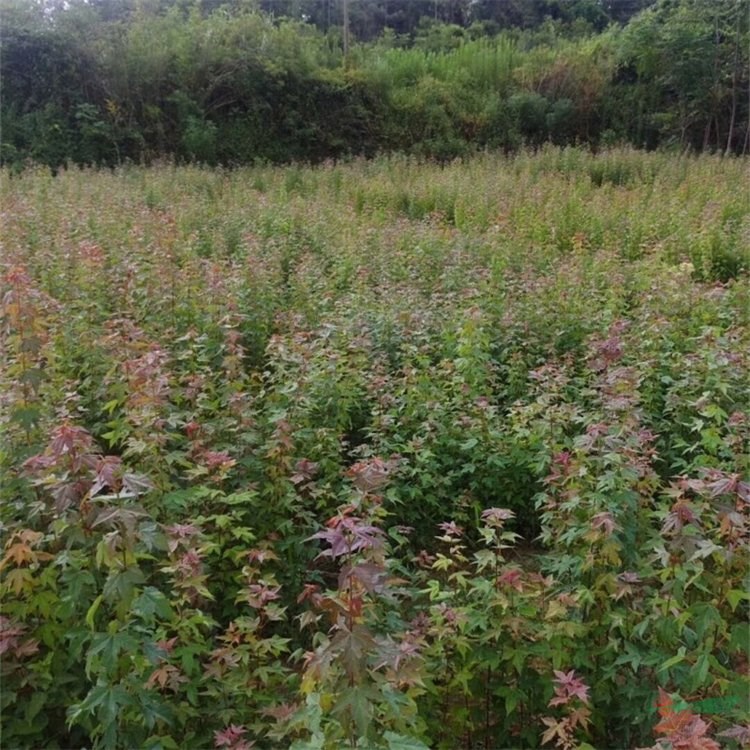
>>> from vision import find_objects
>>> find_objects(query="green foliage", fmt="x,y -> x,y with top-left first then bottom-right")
2,0 -> 748,166
1,149 -> 748,748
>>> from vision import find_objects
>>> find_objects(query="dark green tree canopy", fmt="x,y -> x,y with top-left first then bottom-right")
1,0 -> 748,167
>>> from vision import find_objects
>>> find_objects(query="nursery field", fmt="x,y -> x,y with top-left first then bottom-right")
1,148 -> 749,750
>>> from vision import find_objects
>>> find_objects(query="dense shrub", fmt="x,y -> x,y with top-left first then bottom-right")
1,149 -> 748,748
2,0 -> 748,167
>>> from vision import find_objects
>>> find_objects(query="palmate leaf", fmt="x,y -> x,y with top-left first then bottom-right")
653,688 -> 721,750
3,568 -> 33,596
329,624 -> 377,683
308,517 -> 385,559
86,631 -> 140,677
132,586 -> 173,623
91,503 -> 147,532
69,680 -> 134,730
102,566 -> 145,604
331,684 -> 376,740
541,716 -> 569,746
339,561 -> 389,594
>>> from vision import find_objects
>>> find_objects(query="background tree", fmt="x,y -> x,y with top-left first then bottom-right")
1,0 -> 747,167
